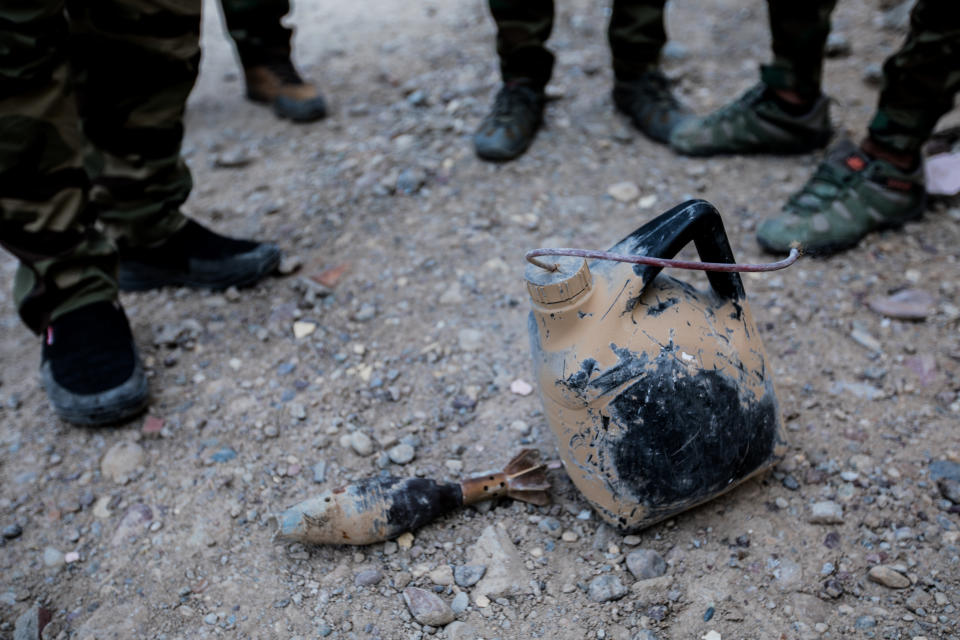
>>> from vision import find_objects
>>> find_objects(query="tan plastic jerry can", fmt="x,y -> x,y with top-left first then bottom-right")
526,200 -> 787,531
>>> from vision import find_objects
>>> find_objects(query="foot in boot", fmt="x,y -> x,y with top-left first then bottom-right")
669,83 -> 832,156
41,301 -> 148,426
245,60 -> 327,123
756,139 -> 926,255
118,219 -> 281,291
473,81 -> 545,162
613,71 -> 692,144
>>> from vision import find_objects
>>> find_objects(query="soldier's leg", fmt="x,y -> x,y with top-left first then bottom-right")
0,0 -> 117,333
867,0 -> 960,160
608,0 -> 666,82
218,0 -> 326,121
68,0 -> 280,292
762,0 -> 838,101
473,0 -> 554,161
0,1 -> 148,425
608,0 -> 691,144
490,0 -> 555,89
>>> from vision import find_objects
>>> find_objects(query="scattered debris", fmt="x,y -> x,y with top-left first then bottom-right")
310,263 -> 349,289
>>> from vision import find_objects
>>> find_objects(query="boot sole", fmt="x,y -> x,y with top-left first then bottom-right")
42,359 -> 149,426
118,245 -> 281,292
673,132 -> 833,158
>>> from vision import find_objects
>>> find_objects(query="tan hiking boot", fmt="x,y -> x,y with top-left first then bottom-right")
244,60 -> 327,123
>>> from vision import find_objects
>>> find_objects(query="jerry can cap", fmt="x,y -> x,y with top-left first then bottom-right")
524,256 -> 592,305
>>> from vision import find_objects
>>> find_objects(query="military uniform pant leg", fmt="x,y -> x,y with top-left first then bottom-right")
762,0 -> 838,100
0,1 -> 118,333
489,0 -> 555,89
219,0 -> 293,67
869,0 -> 960,157
67,0 -> 201,252
608,0 -> 667,83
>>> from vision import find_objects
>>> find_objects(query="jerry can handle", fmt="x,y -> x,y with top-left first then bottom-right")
621,199 -> 744,299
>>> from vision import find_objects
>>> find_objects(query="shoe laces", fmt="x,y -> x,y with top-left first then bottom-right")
785,156 -> 854,216
698,83 -> 766,126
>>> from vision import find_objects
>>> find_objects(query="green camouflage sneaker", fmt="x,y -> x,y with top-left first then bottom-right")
670,83 -> 832,156
473,82 -> 545,162
756,139 -> 927,255
612,71 -> 693,144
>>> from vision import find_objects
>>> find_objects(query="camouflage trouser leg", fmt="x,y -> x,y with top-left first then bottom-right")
219,0 -> 293,67
608,0 -> 667,83
762,0 -> 838,100
869,0 -> 960,157
68,0 -> 201,252
0,1 -> 117,333
488,0 -> 555,89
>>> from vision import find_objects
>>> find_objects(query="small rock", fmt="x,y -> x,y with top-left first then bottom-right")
293,321 -> 317,339
561,530 -> 579,542
402,587 -> 455,626
467,525 -> 528,600
930,459 -> 960,483
607,181 -> 640,202
429,565 -> 454,586
881,0 -> 911,31
446,621 -> 478,640
809,501 -> 844,524
863,63 -> 884,87
2,524 -> 22,539
101,441 -> 144,483
626,549 -> 667,580
662,41 -> 688,61
849,328 -> 882,352
829,380 -> 883,401
348,431 -> 374,456
509,379 -> 533,396
938,478 -> 960,504
537,517 -> 562,538
14,605 -> 52,640
868,565 -> 911,589
354,568 -> 384,587
277,254 -> 304,275
397,168 -> 427,194
586,575 -> 628,602
213,147 -> 253,168
855,615 -> 877,629
111,503 -> 153,546
204,613 -> 219,625
458,329 -> 484,352
141,415 -> 164,438
311,263 -> 349,289
397,532 -> 414,548
450,591 -> 469,614
353,304 -> 377,322
867,288 -> 935,320
388,443 -> 415,465
43,546 -> 64,568
453,564 -> 486,588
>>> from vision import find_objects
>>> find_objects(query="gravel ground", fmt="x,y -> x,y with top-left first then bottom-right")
1,0 -> 959,639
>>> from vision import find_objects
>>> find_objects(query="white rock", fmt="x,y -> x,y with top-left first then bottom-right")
293,321 -> 317,339
101,441 -> 144,483
808,501 -> 844,524
467,524 -> 529,601
348,431 -> 374,456
607,181 -> 640,202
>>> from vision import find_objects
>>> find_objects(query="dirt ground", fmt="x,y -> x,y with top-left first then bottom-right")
1,0 -> 959,639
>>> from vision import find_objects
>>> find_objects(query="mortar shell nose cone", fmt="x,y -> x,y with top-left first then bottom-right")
525,256 -> 592,305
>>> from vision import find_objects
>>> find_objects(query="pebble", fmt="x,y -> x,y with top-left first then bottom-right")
467,525 -> 528,599
930,459 -> 960,483
402,587 -> 455,626
453,564 -> 486,588
446,621 -> 478,640
101,441 -> 145,483
312,461 -> 327,484
354,568 -> 384,587
561,530 -> 579,542
397,168 -> 427,194
388,443 -> 416,465
450,591 -> 469,614
43,546 -> 64,568
855,615 -> 877,629
809,501 -> 844,524
509,379 -> 533,395
939,478 -> 960,504
204,613 -> 219,625
863,63 -> 884,87
607,181 -> 640,202
348,431 -> 374,456
868,565 -> 911,589
825,32 -> 851,57
429,565 -> 454,586
2,524 -> 22,539
458,329 -> 484,352
213,147 -> 253,168
293,321 -> 317,339
626,549 -> 667,580
537,517 -> 562,538
586,575 -> 628,602
867,288 -> 935,320
353,303 -> 377,322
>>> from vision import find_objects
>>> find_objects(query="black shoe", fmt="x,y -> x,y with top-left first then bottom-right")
41,301 -> 148,426
473,81 -> 545,162
118,219 -> 282,291
613,71 -> 692,144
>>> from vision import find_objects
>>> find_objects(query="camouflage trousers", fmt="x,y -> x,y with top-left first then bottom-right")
0,0 -> 200,333
763,0 -> 960,156
488,0 -> 669,88
219,0 -> 293,66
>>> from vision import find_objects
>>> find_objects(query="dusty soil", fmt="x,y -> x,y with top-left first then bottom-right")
1,0 -> 959,639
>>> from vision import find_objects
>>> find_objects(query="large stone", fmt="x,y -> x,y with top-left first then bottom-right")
868,565 -> 910,589
101,441 -> 144,483
586,575 -> 628,602
466,524 -> 529,600
626,549 -> 667,580
402,587 -> 455,626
